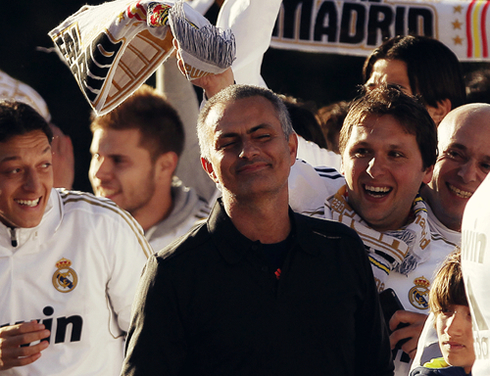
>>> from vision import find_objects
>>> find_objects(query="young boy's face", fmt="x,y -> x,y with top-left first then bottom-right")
436,304 -> 475,374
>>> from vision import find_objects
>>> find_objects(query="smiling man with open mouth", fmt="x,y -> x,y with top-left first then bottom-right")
422,103 -> 490,237
341,113 -> 433,233
0,100 -> 151,376
288,84 -> 459,376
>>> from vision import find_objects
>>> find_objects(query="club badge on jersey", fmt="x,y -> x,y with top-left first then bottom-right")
408,276 -> 430,310
52,258 -> 78,293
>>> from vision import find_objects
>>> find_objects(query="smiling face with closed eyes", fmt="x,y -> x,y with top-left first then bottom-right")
201,95 -> 297,203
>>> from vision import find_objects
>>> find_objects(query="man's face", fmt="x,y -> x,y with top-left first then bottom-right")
0,130 -> 53,228
365,58 -> 449,125
89,128 -> 157,216
202,96 -> 297,201
427,108 -> 490,231
341,115 -> 432,232
436,305 -> 475,374
365,59 -> 413,95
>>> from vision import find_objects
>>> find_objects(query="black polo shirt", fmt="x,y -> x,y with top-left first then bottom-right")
122,199 -> 393,376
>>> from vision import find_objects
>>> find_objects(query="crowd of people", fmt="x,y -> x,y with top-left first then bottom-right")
0,1 -> 490,375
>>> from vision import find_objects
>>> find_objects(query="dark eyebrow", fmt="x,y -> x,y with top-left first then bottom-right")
0,156 -> 20,164
446,143 -> 467,152
247,124 -> 272,134
219,124 -> 272,139
387,143 -> 407,149
0,146 -> 51,164
108,154 -> 129,160
349,140 -> 411,150
89,149 -> 128,159
350,140 -> 372,147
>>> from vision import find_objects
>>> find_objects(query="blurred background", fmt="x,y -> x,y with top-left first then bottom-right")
1,0 -> 487,192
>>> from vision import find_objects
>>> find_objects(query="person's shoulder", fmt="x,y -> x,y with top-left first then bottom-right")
56,189 -> 152,257
195,195 -> 212,219
155,219 -> 212,262
57,189 -> 143,233
171,179 -> 212,220
58,189 -> 123,214
295,211 -> 361,241
410,366 -> 442,375
410,366 -> 467,376
288,159 -> 345,215
411,358 -> 469,376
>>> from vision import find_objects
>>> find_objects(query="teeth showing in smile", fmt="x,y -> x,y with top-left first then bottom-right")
98,188 -> 117,197
364,185 -> 391,197
16,198 -> 40,207
448,184 -> 472,199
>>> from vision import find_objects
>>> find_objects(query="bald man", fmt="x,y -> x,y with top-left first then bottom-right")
421,103 -> 490,245
411,103 -> 490,371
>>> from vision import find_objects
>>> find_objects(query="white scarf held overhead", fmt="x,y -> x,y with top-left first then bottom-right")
48,0 -> 235,116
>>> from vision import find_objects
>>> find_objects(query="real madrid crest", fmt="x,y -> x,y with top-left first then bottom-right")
52,258 -> 78,293
408,276 -> 430,310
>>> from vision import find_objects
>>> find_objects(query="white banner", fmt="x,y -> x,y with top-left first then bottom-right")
270,0 -> 490,61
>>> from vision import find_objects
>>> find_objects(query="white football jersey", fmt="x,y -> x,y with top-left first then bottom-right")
0,189 -> 151,376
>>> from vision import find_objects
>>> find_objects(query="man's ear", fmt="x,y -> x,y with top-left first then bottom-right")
422,164 -> 434,185
155,152 -> 179,181
288,133 -> 298,166
201,157 -> 219,184
427,99 -> 452,126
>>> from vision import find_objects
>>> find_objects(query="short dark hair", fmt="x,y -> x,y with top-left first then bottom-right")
0,100 -> 53,143
281,96 -> 328,149
339,85 -> 437,170
429,250 -> 468,314
197,84 -> 293,160
317,101 -> 350,154
465,68 -> 490,104
90,84 -> 184,162
363,36 -> 466,109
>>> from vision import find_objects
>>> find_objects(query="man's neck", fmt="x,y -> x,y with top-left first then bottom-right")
134,188 -> 174,233
222,191 -> 291,244
420,185 -> 461,232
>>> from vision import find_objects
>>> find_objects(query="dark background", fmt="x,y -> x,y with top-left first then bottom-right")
1,0 -> 487,192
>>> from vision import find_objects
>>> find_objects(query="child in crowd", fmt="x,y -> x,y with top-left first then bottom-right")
411,251 -> 474,375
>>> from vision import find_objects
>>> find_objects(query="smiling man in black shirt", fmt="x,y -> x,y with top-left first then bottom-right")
121,84 -> 393,376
